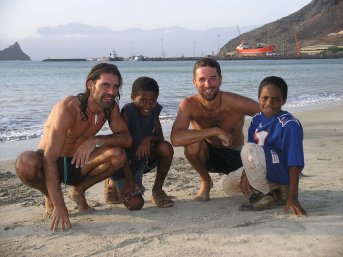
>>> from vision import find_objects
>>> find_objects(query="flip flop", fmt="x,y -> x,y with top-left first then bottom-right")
151,190 -> 174,208
104,178 -> 122,204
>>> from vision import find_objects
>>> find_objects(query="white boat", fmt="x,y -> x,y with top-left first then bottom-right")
129,55 -> 145,61
101,50 -> 123,61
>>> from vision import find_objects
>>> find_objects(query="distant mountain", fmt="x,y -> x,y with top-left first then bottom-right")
0,42 -> 31,61
36,22 -> 114,36
219,0 -> 343,56
15,24 -> 257,60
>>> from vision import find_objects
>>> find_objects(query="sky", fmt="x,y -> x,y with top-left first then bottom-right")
0,0 -> 312,45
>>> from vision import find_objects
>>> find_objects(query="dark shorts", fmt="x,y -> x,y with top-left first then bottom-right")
110,158 -> 158,181
37,150 -> 84,186
110,158 -> 159,192
206,142 -> 243,174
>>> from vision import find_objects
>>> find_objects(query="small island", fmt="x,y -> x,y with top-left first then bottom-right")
0,42 -> 31,61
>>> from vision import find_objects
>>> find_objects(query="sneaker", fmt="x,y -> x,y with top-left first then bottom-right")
249,188 -> 264,203
239,192 -> 276,211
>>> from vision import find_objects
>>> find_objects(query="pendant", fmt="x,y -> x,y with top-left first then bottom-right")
95,114 -> 98,125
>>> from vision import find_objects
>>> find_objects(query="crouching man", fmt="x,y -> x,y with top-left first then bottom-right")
16,63 -> 144,232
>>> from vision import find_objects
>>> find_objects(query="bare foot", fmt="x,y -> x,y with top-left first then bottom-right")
194,180 -> 213,201
67,187 -> 94,213
44,196 -> 54,218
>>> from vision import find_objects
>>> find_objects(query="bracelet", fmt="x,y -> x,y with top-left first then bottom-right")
95,138 -> 104,148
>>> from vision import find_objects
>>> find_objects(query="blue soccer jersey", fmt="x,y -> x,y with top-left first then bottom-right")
248,111 -> 304,184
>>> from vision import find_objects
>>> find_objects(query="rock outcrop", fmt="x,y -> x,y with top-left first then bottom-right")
219,0 -> 343,56
0,42 -> 31,61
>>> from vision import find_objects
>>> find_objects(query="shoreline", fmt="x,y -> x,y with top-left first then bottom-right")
0,102 -> 343,256
36,54 -> 343,62
1,101 -> 342,162
4,54 -> 343,62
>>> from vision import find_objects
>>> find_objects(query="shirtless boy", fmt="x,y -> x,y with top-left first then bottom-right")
171,58 -> 260,201
15,63 -> 142,232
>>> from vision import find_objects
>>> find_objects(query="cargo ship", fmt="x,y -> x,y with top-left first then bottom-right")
236,42 -> 274,56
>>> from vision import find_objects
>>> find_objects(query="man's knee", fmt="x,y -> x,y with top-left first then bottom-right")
15,151 -> 42,183
184,141 -> 204,158
107,147 -> 126,168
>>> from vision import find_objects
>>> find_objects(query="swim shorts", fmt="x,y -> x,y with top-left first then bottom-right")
37,150 -> 84,186
206,142 -> 243,174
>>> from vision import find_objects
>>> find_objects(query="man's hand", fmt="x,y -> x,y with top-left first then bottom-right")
240,172 -> 252,196
72,137 -> 97,168
136,137 -> 151,160
50,205 -> 72,232
216,129 -> 232,147
284,197 -> 307,216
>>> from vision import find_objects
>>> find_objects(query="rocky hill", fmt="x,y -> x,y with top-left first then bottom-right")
218,0 -> 343,56
0,42 -> 31,61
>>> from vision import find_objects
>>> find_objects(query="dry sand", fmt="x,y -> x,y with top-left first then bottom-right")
0,104 -> 342,257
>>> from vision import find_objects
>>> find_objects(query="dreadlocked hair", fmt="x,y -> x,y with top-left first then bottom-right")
77,63 -> 123,124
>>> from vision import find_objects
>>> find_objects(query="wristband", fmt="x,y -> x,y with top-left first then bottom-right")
95,138 -> 103,148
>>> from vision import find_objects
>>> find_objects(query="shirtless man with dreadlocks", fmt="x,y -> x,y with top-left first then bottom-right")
15,63 -> 144,232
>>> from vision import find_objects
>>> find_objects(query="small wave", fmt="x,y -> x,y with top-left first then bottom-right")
286,92 -> 343,107
159,112 -> 175,124
1,93 -> 342,143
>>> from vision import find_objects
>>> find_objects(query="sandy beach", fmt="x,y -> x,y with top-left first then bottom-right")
1,104 -> 342,257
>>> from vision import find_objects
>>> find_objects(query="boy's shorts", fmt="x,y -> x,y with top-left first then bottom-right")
111,159 -> 158,192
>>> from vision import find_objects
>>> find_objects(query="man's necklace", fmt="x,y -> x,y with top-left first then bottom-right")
200,92 -> 222,127
94,114 -> 99,125
89,110 -> 100,125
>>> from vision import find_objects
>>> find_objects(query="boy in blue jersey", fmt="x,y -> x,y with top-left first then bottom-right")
105,77 -> 174,208
223,76 -> 306,216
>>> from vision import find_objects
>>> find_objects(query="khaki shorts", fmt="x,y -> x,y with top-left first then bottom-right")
222,143 -> 279,195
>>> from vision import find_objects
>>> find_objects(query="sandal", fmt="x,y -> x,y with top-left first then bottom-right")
104,178 -> 121,204
151,190 -> 174,208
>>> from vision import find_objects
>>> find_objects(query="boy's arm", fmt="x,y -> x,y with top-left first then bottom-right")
106,104 -> 132,148
136,118 -> 164,160
284,166 -> 307,216
151,118 -> 164,143
121,160 -> 139,194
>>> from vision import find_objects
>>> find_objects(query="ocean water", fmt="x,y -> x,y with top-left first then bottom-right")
0,59 -> 343,145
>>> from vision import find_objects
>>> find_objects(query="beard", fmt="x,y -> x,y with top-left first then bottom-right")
97,94 -> 116,109
200,88 -> 219,101
97,94 -> 117,124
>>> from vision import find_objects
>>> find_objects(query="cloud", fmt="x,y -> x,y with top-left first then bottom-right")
18,23 -> 257,60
